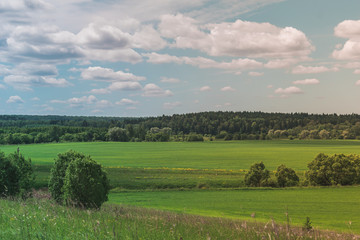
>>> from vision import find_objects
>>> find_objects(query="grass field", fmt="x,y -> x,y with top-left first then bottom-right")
2,140 -> 360,233
109,186 -> 360,233
1,140 -> 360,170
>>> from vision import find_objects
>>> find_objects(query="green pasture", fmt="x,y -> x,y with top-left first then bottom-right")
110,186 -> 360,233
1,140 -> 360,170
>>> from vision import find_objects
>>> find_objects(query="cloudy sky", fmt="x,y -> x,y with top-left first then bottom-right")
1,0 -> 360,116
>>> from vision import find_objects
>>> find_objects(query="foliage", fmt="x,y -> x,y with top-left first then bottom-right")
0,152 -> 20,197
48,150 -> 88,203
185,133 -> 204,142
63,156 -> 110,208
107,127 -> 129,142
245,162 -> 270,187
275,164 -> 299,187
306,153 -> 360,186
303,217 -> 313,231
0,151 -> 34,198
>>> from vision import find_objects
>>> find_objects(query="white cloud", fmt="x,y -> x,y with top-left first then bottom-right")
292,78 -> 320,85
6,95 -> 24,104
116,98 -> 139,105
159,14 -> 313,59
142,83 -> 173,97
163,101 -> 182,109
354,69 -> 360,74
51,95 -> 112,109
108,81 -> 143,91
221,86 -> 236,92
161,77 -> 180,83
89,88 -> 111,94
200,86 -> 211,92
3,75 -> 72,91
143,53 -> 263,70
275,86 -> 303,94
333,20 -> 360,60
356,80 -> 360,86
267,85 -> 273,88
31,97 -> 40,101
81,66 -> 145,82
248,71 -> 264,77
292,65 -> 338,74
0,84 -> 6,89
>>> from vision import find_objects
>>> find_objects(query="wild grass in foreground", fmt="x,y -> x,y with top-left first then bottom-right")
0,192 -> 359,240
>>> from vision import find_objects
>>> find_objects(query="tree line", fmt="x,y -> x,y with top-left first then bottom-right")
1,111 -> 360,144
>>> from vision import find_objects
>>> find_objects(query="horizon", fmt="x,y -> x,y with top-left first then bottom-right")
1,0 -> 360,116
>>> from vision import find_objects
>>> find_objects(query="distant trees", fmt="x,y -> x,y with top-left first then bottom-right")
275,164 -> 299,187
48,150 -> 110,208
245,162 -> 270,187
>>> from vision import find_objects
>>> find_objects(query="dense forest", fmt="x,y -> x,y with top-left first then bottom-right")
1,111 -> 360,144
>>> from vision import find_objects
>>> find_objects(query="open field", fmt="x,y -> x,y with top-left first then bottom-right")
1,140 -> 360,170
2,140 -> 360,233
110,186 -> 360,233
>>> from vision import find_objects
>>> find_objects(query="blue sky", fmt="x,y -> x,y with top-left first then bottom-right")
1,0 -> 360,116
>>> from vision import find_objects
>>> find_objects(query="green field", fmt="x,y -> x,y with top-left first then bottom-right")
2,140 -> 360,170
109,187 -> 360,232
2,140 -> 360,232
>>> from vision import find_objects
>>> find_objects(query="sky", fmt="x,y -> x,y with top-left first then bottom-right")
1,0 -> 360,117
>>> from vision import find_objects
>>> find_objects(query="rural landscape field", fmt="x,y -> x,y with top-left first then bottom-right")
2,0 -> 360,239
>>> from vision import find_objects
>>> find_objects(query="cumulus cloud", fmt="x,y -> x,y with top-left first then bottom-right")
159,14 -> 313,59
356,80 -> 360,86
4,75 -> 72,91
292,65 -> 338,74
116,98 -> 139,105
81,66 -> 145,82
292,78 -> 320,85
333,20 -> 360,60
221,86 -> 236,92
161,77 -> 180,83
163,101 -> 181,109
248,72 -> 264,77
142,83 -> 173,97
108,81 -> 143,91
6,95 -> 24,103
143,52 -> 263,70
354,69 -> 360,74
0,84 -> 6,89
51,95 -> 112,109
274,86 -> 303,94
200,86 -> 211,92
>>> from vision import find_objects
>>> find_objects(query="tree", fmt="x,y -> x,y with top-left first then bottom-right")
275,164 -> 299,187
49,150 -> 88,203
245,162 -> 270,187
49,150 -> 110,208
107,127 -> 129,142
63,157 -> 110,208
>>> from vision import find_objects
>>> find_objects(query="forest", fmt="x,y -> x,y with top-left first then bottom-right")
1,111 -> 360,144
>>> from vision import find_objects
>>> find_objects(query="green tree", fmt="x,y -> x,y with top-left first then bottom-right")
245,162 -> 270,187
49,150 -> 88,203
275,164 -> 299,187
0,152 -> 20,197
63,157 -> 110,208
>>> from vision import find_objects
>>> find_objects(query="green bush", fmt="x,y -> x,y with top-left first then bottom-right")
275,164 -> 299,187
0,151 -> 34,198
245,162 -> 270,187
306,153 -> 360,186
49,150 -> 110,208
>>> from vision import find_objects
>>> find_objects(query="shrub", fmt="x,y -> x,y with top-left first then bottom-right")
0,151 -> 34,198
63,157 -> 110,208
275,164 -> 299,187
49,150 -> 89,204
245,162 -> 270,187
0,152 -> 20,197
49,150 -> 110,208
306,153 -> 360,186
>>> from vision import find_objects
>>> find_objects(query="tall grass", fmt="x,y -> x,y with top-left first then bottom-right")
0,191 -> 359,240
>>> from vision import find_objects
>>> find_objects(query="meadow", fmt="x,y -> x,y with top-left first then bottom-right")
2,140 -> 360,233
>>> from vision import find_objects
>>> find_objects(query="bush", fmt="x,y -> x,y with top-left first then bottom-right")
275,164 -> 299,187
49,150 -> 110,208
306,153 -> 360,186
245,162 -> 270,187
0,151 -> 34,198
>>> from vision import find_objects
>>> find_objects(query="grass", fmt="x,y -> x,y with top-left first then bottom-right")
1,140 -> 360,170
109,186 -> 360,233
0,193 -> 358,240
